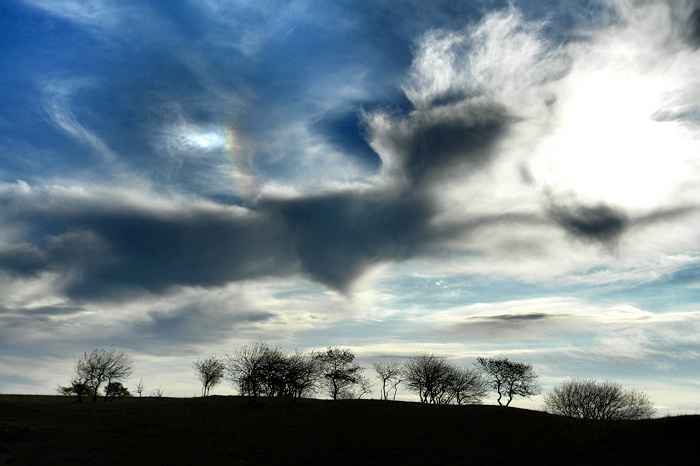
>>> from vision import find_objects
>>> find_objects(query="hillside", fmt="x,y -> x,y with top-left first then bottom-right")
1,395 -> 698,465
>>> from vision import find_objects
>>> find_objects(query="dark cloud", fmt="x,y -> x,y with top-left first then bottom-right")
549,202 -> 629,245
548,201 -> 698,249
675,0 -> 700,48
0,192 -> 297,299
138,306 -> 275,348
0,244 -> 47,276
478,312 -> 551,322
0,181 -> 442,296
442,311 -> 570,340
368,98 -> 512,188
689,7 -> 700,47
262,189 -> 437,292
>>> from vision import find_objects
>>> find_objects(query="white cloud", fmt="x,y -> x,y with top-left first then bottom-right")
42,80 -> 118,164
20,0 -> 127,28
360,2 -> 700,289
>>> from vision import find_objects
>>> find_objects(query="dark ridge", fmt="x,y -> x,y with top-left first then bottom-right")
1,395 -> 698,465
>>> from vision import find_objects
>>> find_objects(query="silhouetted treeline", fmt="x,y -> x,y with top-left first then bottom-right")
58,343 -> 656,419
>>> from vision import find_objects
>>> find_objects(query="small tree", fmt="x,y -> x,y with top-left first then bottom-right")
193,356 -> 226,397
314,347 -> 365,400
105,382 -> 131,401
543,379 -> 656,420
136,378 -> 145,398
476,357 -> 540,407
69,349 -> 134,402
373,360 -> 403,401
56,380 -> 95,400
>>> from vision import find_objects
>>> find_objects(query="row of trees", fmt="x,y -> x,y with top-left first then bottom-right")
60,345 -> 656,419
194,342 -> 371,402
193,342 -> 540,407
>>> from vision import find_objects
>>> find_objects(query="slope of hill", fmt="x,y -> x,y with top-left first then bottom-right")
1,395 -> 697,465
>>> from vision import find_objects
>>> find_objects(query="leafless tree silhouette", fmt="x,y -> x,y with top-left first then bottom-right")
194,356 -> 226,396
475,357 -> 540,407
373,360 -> 403,401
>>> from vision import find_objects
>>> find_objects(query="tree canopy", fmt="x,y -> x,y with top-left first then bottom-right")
475,357 -> 540,407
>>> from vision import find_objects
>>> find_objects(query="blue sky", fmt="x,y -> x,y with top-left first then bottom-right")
1,0 -> 700,412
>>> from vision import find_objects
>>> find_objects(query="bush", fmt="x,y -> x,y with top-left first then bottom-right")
543,378 -> 656,420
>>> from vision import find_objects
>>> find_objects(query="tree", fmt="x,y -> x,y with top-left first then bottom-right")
226,340 -> 270,401
193,356 -> 226,397
314,347 -> 365,400
56,380 -> 95,400
372,360 -> 403,401
277,350 -> 320,399
105,381 -> 131,400
475,357 -> 540,406
69,349 -> 134,402
136,378 -> 145,398
447,366 -> 488,405
543,379 -> 656,420
226,341 -> 321,401
403,352 -> 486,405
403,352 -> 454,404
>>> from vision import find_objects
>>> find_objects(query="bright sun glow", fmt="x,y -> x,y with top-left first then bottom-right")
531,70 -> 689,209
185,129 -> 226,151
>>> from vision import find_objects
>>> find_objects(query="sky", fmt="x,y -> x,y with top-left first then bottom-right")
1,0 -> 699,412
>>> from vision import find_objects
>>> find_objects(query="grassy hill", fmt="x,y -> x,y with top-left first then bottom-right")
1,395 -> 698,465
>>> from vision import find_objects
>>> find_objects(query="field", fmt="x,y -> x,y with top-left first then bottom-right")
1,395 -> 698,465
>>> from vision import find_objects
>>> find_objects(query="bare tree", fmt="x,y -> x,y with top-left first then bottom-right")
278,350 -> 320,398
403,352 -> 453,404
448,366 -> 488,405
335,373 -> 373,399
136,378 -> 145,398
543,379 -> 656,420
226,340 -> 276,402
373,360 -> 403,401
403,352 -> 486,405
69,349 -> 134,402
226,341 -> 321,401
314,347 -> 365,400
193,356 -> 226,397
475,357 -> 540,406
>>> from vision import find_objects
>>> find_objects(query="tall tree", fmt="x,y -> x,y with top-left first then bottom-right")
279,350 -> 320,399
372,360 -> 403,401
193,356 -> 226,397
403,352 -> 453,404
475,357 -> 540,407
314,347 -> 365,400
